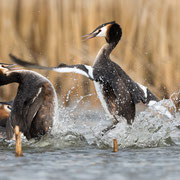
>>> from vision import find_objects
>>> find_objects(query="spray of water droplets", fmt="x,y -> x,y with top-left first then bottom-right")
1,92 -> 180,149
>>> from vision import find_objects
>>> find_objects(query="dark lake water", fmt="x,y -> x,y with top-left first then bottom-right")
0,98 -> 180,180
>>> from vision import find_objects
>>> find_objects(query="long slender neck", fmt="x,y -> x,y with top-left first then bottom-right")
94,41 -> 118,65
103,41 -> 118,57
0,71 -> 21,86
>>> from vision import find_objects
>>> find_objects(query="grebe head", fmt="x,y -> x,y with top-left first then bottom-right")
0,102 -> 12,113
0,63 -> 21,85
83,21 -> 122,44
0,63 -> 17,74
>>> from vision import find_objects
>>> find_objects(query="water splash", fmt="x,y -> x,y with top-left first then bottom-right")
94,97 -> 180,148
48,94 -> 180,149
1,94 -> 180,150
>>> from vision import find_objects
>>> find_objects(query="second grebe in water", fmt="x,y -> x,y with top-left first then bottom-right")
0,63 -> 58,140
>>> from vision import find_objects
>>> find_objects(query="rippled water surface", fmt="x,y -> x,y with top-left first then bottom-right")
1,146 -> 180,180
0,99 -> 180,180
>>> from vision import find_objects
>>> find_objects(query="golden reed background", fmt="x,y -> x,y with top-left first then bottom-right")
0,0 -> 179,108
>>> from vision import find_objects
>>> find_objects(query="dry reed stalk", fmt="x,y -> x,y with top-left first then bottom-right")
0,0 -> 179,108
15,125 -> 23,157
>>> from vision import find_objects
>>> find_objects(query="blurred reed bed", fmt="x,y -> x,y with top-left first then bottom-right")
0,0 -> 179,108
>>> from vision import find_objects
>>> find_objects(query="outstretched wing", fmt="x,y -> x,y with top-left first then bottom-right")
9,54 -> 53,70
54,64 -> 94,80
9,54 -> 94,80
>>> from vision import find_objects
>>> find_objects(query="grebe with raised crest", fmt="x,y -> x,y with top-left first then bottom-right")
9,21 -> 158,134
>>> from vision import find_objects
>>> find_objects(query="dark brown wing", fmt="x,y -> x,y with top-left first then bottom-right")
6,86 -> 44,139
111,61 -> 159,104
106,75 -> 135,124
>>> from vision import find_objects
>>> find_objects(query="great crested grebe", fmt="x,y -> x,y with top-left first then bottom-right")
0,63 -> 58,140
10,21 -> 158,133
0,101 -> 12,127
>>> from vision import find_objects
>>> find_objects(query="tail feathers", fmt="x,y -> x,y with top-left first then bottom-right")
146,88 -> 159,103
136,83 -> 159,104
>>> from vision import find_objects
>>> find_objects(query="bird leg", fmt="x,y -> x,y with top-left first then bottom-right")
101,115 -> 119,136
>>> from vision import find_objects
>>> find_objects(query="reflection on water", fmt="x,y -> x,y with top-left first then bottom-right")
0,97 -> 180,180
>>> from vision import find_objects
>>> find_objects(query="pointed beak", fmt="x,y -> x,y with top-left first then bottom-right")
2,64 -> 17,70
0,63 -> 20,71
6,64 -> 16,69
82,31 -> 99,41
